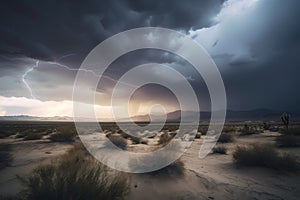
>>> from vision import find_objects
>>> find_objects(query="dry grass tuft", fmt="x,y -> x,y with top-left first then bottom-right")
212,146 -> 227,154
276,135 -> 300,147
281,127 -> 300,136
24,132 -> 43,140
218,133 -> 234,143
233,143 -> 299,171
158,132 -> 172,145
49,126 -> 76,142
0,143 -> 12,170
18,143 -> 130,200
106,134 -> 127,150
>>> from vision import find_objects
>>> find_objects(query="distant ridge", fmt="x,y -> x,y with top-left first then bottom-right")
122,109 -> 300,122
0,115 -> 74,121
1,109 -> 299,122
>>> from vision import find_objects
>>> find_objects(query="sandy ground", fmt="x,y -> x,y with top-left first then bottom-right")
129,131 -> 300,200
0,131 -> 299,199
0,137 -> 73,195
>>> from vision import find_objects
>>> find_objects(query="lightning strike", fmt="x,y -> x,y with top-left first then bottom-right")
22,60 -> 39,99
21,55 -> 135,100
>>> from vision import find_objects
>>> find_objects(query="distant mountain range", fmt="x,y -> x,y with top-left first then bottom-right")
0,115 -> 74,121
129,109 -> 300,122
1,109 -> 299,122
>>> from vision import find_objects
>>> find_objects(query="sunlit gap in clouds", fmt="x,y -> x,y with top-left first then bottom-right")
188,0 -> 260,70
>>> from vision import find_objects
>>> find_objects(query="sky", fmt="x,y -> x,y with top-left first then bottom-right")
0,0 -> 300,118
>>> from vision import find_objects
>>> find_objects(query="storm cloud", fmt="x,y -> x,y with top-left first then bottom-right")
0,0 -> 225,63
0,0 -> 300,116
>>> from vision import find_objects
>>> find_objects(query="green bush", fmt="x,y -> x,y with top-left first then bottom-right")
18,144 -> 130,200
233,144 -> 299,171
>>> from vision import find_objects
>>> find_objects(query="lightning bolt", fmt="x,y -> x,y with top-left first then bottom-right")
22,60 -> 39,99
55,53 -> 76,62
21,55 -> 135,99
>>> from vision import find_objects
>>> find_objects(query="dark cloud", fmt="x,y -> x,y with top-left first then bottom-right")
192,0 -> 300,111
228,0 -> 300,111
0,0 -> 225,65
1,0 -> 300,113
0,0 -> 225,107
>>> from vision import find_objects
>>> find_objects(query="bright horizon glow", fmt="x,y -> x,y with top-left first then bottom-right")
0,96 -> 178,118
0,96 -> 113,118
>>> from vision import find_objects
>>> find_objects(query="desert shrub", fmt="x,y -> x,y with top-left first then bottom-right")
49,127 -> 76,142
161,124 -> 179,132
0,144 -> 12,169
0,130 -> 14,138
15,132 -> 26,138
281,127 -> 300,136
233,144 -> 299,171
119,131 -> 130,139
222,126 -> 236,133
238,123 -> 262,136
158,132 -> 172,145
24,132 -> 43,140
18,145 -> 130,200
198,126 -> 208,135
269,126 -> 279,132
106,134 -> 127,150
116,131 -> 146,145
212,146 -> 227,154
239,129 -> 260,136
140,139 -> 148,145
239,125 -> 260,136
129,135 -> 142,144
276,135 -> 300,147
169,131 -> 177,138
104,131 -> 113,138
218,133 -> 234,143
263,122 -> 270,130
195,132 -> 201,139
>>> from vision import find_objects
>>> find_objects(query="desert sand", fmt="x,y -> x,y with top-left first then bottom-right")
0,130 -> 299,200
